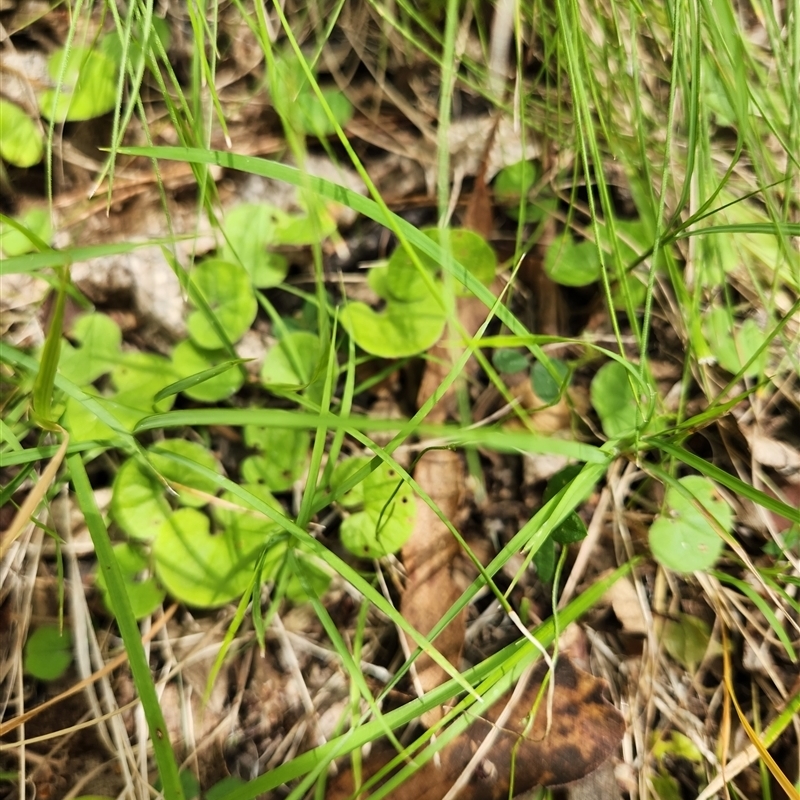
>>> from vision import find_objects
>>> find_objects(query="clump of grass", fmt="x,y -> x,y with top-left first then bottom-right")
1,0 -> 799,799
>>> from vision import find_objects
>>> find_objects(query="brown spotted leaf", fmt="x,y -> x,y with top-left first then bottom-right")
327,657 -> 625,799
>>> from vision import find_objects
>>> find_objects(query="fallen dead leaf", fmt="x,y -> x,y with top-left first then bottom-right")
400,448 -> 468,726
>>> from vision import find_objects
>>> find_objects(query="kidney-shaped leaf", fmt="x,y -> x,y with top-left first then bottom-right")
332,456 -> 416,558
95,542 -> 165,619
260,331 -> 322,390
39,47 -> 118,122
153,508 -> 263,608
340,292 -> 447,359
649,475 -> 732,573
221,203 -> 289,288
544,232 -> 602,287
187,259 -> 257,350
148,439 -> 221,508
590,361 -> 642,439
386,228 -> 496,302
111,457 -> 171,541
0,100 -> 43,167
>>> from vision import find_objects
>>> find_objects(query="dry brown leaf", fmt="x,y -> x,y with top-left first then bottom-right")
400,448 -> 468,726
326,657 -> 625,799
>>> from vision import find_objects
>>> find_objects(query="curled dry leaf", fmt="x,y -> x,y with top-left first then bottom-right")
326,657 -> 625,799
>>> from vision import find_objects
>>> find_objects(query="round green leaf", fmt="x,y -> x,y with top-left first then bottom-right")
95,542 -> 165,619
58,313 -> 122,385
187,259 -> 257,349
531,358 -> 570,403
340,292 -> 447,358
153,508 -> 262,608
39,47 -> 118,122
494,160 -> 538,204
703,307 -> 768,377
111,351 -> 178,412
212,485 -> 283,537
171,340 -> 244,402
24,625 -> 72,681
242,426 -> 309,491
148,439 -> 221,508
112,457 -> 171,541
385,228 -> 496,302
0,208 -> 52,257
61,389 -> 118,443
0,100 -> 43,167
533,537 -> 556,583
590,361 -> 642,439
649,475 -> 732,573
493,349 -> 529,374
541,464 -> 590,544
662,614 -> 712,672
331,457 -> 416,558
297,87 -> 354,137
221,203 -> 289,288
544,232 -> 602,287
494,161 -> 556,222
260,331 -> 322,389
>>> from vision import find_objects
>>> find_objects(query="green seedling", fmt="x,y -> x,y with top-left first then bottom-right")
39,46 -> 118,122
220,203 -> 289,288
385,227 -> 496,300
153,508 -> 261,608
703,306 -> 769,377
0,100 -> 43,167
148,439 -> 221,507
649,475 -> 733,573
260,330 -> 323,395
533,465 -> 590,583
545,218 -> 658,292
341,227 -> 496,358
652,731 -> 704,764
603,219 -> 656,310
242,425 -> 310,492
58,313 -> 123,385
153,484 -> 285,609
650,731 -> 704,800
24,625 -> 72,681
168,340 -> 245,402
544,231 -> 603,287
0,208 -> 51,256
112,438 -> 292,609
661,613 -> 713,673
590,360 -> 646,439
95,542 -> 165,620
111,457 -> 171,541
331,456 -> 416,558
492,349 -> 529,374
186,259 -> 258,350
111,440 -> 222,540
531,357 -> 570,403
58,312 -> 179,441
493,159 -> 557,223
271,203 -> 338,247
649,775 -> 682,800
214,486 -> 329,604
270,52 -> 353,139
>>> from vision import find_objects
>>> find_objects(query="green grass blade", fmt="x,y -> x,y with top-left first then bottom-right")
67,453 -> 185,800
